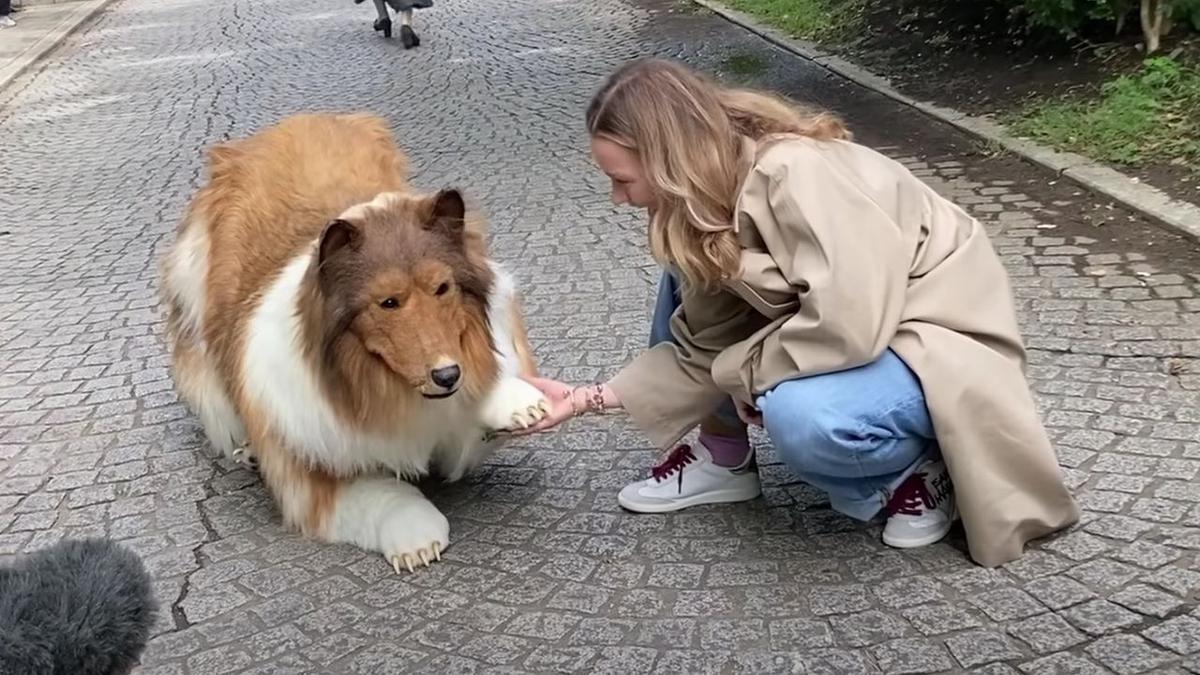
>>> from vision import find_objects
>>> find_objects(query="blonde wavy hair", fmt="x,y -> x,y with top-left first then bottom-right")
586,57 -> 850,290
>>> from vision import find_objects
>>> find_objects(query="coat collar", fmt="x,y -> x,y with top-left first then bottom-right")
724,134 -> 802,318
730,134 -> 759,236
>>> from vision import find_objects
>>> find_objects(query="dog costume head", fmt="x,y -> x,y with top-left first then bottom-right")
314,188 -> 495,399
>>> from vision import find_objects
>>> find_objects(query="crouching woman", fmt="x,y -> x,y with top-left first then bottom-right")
519,57 -> 1079,567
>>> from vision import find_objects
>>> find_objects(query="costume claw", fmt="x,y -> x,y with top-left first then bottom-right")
389,548 -> 440,574
231,444 -> 257,469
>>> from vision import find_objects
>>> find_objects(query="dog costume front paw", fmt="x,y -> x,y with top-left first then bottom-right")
378,496 -> 449,574
327,478 -> 450,574
480,377 -> 550,432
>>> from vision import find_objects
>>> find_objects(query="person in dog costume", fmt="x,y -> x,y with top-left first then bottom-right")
517,57 -> 1079,567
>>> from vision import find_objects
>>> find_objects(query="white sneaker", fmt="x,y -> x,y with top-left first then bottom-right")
881,459 -> 957,548
617,441 -> 761,513
0,16 -> 16,28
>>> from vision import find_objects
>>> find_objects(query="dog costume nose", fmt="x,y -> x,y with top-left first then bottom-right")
430,365 -> 461,389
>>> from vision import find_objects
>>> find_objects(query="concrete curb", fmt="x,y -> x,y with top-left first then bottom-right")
691,0 -> 1200,242
0,0 -> 119,95
15,0 -> 87,7
15,0 -> 89,7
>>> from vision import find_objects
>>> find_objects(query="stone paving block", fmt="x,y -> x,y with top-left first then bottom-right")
810,584 -> 876,616
767,618 -> 835,650
946,629 -> 1027,668
1144,616 -> 1200,655
973,665 -> 1022,675
794,648 -> 878,675
830,609 -> 911,648
1008,612 -> 1090,653
1019,651 -> 1112,674
590,646 -> 658,674
338,643 -> 429,673
1046,531 -> 1115,560
1144,567 -> 1200,597
870,637 -> 956,674
1110,583 -> 1186,618
525,645 -> 598,673
1111,541 -> 1183,569
1065,559 -> 1142,591
1063,598 -> 1146,636
1025,575 -> 1098,609
971,588 -> 1050,621
1085,634 -> 1176,674
1084,515 -> 1157,542
651,649 -> 731,675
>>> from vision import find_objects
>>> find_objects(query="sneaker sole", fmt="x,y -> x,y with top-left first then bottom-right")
617,483 -> 761,514
881,503 -> 958,549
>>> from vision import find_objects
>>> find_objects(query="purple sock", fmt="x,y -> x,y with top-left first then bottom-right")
699,430 -> 752,468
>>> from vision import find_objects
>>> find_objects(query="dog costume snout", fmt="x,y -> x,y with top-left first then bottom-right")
430,364 -> 461,390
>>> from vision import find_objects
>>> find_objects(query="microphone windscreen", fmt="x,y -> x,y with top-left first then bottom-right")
0,537 -> 158,675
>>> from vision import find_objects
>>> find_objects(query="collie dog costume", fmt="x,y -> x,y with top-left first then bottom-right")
160,113 -> 549,572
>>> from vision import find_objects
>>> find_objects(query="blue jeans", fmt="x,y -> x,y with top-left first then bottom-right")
650,271 -> 937,520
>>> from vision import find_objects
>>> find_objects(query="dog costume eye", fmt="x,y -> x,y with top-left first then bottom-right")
380,297 -> 399,309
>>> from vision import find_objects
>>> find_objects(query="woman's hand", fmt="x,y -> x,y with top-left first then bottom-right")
507,377 -> 623,435
509,376 -> 578,434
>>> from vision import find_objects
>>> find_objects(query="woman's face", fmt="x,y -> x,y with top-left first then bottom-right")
590,136 -> 657,212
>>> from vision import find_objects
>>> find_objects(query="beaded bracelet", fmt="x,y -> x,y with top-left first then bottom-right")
585,383 -> 605,413
569,383 -> 606,416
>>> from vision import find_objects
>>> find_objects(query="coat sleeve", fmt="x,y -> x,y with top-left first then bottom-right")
608,280 -> 764,450
726,141 -> 913,396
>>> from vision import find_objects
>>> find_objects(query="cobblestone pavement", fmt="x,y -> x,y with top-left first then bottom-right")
3,0 -> 1200,672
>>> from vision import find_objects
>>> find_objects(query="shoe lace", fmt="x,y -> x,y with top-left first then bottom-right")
884,471 -> 935,517
651,444 -> 697,491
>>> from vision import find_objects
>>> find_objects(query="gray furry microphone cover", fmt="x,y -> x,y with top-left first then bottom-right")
0,537 -> 157,675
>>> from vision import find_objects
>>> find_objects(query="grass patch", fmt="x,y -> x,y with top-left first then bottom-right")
723,0 -> 864,42
677,0 -> 713,14
970,137 -> 1011,160
723,52 -> 768,77
1009,57 -> 1200,169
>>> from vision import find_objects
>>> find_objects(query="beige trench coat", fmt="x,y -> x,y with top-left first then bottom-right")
608,135 -> 1080,567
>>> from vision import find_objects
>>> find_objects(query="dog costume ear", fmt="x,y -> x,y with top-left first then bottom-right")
426,189 -> 465,245
318,219 -> 359,266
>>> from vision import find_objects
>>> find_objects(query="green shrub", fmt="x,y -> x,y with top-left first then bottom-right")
1178,0 -> 1200,29
1010,56 -> 1200,165
1013,0 -> 1198,51
1017,0 -> 1123,35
